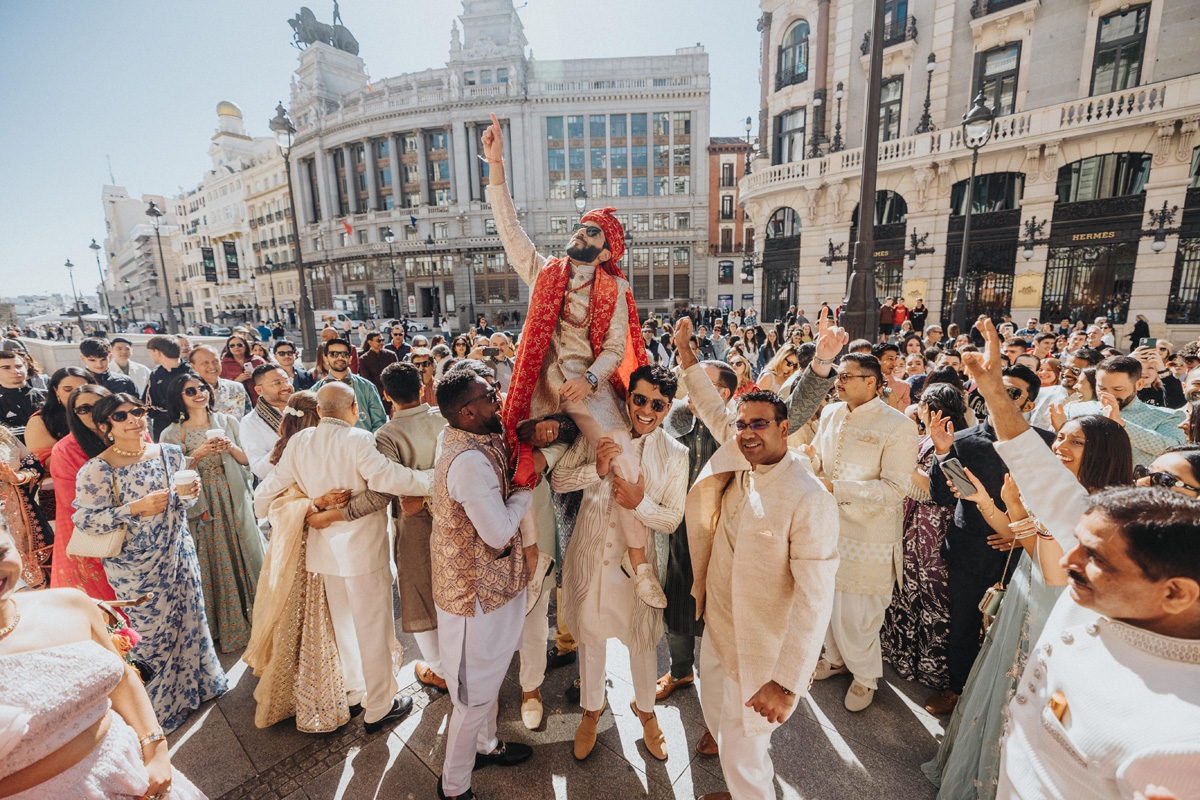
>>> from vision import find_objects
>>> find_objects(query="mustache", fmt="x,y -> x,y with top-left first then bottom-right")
1066,568 -> 1089,588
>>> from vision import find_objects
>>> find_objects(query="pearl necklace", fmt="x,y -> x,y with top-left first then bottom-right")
0,599 -> 19,640
111,442 -> 147,458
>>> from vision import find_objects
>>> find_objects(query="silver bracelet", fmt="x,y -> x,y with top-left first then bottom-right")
813,356 -> 835,366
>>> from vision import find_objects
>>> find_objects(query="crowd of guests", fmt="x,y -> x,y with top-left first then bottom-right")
0,299 -> 1197,800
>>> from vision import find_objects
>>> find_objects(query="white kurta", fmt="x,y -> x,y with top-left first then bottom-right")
550,425 -> 687,655
239,407 -> 280,481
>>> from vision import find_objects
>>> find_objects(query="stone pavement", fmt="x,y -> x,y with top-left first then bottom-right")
168,601 -> 947,800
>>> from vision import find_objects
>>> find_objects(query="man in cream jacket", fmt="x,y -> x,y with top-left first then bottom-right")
685,389 -> 840,800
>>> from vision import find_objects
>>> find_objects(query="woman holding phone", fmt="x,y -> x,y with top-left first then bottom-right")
71,392 -> 227,732
219,334 -> 266,404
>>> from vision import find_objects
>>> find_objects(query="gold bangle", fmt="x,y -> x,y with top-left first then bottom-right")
139,729 -> 166,748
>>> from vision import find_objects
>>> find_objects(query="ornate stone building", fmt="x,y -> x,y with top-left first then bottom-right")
706,136 -> 757,315
741,0 -> 1200,339
284,0 -> 710,327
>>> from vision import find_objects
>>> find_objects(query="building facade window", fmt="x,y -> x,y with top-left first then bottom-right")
721,196 -> 734,219
721,163 -> 734,187
497,68 -> 508,83
550,216 -> 569,234
567,116 -> 584,139
1092,5 -> 1148,96
591,148 -> 607,169
631,114 -> 648,137
610,114 -> 627,138
774,108 -> 806,165
879,77 -> 903,142
675,212 -> 690,229
976,43 -> 1020,117
674,145 -> 691,166
653,113 -> 670,137
546,116 -> 563,140
766,207 -> 801,238
590,115 -> 606,139
884,0 -> 908,45
569,148 -> 585,171
1056,153 -> 1151,203
673,112 -> 691,135
719,261 -> 734,283
548,149 -> 565,171
633,177 -> 648,196
481,70 -> 492,84
654,145 -> 670,168
611,177 -> 628,196
777,20 -> 810,89
630,146 -> 646,168
951,172 -> 1025,215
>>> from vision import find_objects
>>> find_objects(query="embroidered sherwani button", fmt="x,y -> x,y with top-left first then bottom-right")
1085,622 -> 1099,636
1044,644 -> 1053,656
1016,694 -> 1027,704
1060,632 -> 1074,644
603,560 -> 609,566
1033,668 -> 1042,680
606,542 -> 612,548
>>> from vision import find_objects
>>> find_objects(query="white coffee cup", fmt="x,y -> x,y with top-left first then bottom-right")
174,469 -> 199,490
206,429 -> 225,440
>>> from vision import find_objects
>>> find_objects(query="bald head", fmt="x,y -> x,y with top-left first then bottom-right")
317,382 -> 357,423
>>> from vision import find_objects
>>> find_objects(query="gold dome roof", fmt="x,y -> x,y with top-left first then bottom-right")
216,100 -> 243,119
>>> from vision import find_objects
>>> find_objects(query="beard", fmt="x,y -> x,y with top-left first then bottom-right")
1117,393 -> 1137,410
566,240 -> 603,263
484,415 -> 503,435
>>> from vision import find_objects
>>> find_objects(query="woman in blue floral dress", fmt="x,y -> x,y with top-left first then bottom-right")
72,392 -> 227,734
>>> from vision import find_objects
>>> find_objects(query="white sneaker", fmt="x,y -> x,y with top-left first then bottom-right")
621,551 -> 667,609
812,658 -> 849,681
844,680 -> 875,712
522,692 -> 544,730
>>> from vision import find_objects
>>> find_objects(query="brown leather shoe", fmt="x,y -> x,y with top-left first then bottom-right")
695,728 -> 718,757
655,671 -> 694,701
697,793 -> 733,800
415,661 -> 448,692
574,698 -> 606,760
924,689 -> 960,715
631,699 -> 667,760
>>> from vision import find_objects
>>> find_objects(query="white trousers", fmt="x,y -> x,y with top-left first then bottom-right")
518,567 -> 554,692
323,566 -> 399,724
437,592 -> 526,797
699,633 -> 774,800
578,640 -> 658,714
413,630 -> 444,678
822,590 -> 891,689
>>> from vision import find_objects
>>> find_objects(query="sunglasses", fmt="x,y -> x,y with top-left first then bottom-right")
75,403 -> 95,416
275,349 -> 296,356
735,420 -> 779,433
229,342 -> 245,348
110,407 -> 148,422
1005,386 -> 1025,401
1134,465 -> 1200,494
327,350 -> 350,359
412,360 -> 433,368
785,359 -> 800,370
468,386 -> 501,405
571,223 -> 603,238
630,392 -> 669,414
183,386 -> 210,397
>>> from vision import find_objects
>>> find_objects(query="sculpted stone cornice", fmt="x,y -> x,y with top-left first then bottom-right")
970,0 -> 1038,50
1178,116 -> 1200,163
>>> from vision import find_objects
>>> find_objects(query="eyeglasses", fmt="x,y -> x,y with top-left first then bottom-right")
75,403 -> 95,416
468,386 -> 501,405
412,360 -> 433,368
571,223 -> 603,238
1134,465 -> 1200,494
1005,386 -> 1025,401
630,392 -> 670,414
1061,365 -> 1083,376
734,420 -> 779,433
110,407 -> 148,422
835,373 -> 872,384
327,350 -> 350,359
183,386 -> 210,397
275,349 -> 296,356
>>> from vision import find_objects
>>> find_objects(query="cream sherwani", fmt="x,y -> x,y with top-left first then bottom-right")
687,439 -> 839,800
550,425 -> 687,711
253,418 -> 433,723
240,406 -> 281,481
809,397 -> 917,689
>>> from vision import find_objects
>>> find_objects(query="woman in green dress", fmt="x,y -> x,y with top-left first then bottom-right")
161,371 -> 264,652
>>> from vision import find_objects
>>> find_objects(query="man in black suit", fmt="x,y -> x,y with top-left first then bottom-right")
925,363 -> 1052,715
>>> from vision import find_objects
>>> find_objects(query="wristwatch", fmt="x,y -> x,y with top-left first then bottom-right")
584,372 -> 599,390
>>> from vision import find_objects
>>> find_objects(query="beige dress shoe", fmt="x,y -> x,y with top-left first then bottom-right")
522,690 -> 543,730
844,680 -> 876,712
812,658 -> 849,681
631,699 -> 667,761
621,550 -> 668,608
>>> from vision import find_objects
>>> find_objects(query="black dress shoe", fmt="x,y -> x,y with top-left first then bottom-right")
348,703 -> 364,718
436,777 -> 475,800
546,645 -> 577,670
564,676 -> 581,704
363,696 -> 414,734
474,739 -> 533,770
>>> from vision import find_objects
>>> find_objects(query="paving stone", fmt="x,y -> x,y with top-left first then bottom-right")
168,704 -> 255,798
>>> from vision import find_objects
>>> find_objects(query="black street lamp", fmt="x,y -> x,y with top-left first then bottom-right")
573,182 -> 588,218
64,259 -> 83,326
808,92 -> 825,159
830,82 -> 846,153
463,250 -> 476,330
743,116 -> 754,175
264,257 -> 279,320
121,278 -> 132,324
1141,201 -> 1182,253
905,231 -> 935,268
915,53 -> 937,134
145,201 -> 179,334
89,238 -> 114,330
949,92 -> 995,331
820,239 -> 849,275
382,226 -> 399,318
269,102 -> 317,361
1020,217 -> 1051,261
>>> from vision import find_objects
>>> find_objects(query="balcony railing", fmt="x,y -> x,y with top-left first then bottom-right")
248,218 -> 258,229
741,76 -> 1178,202
970,0 -> 1027,18
861,16 -> 917,54
775,63 -> 808,92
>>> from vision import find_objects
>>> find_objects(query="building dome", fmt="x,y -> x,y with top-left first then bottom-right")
216,100 -> 243,119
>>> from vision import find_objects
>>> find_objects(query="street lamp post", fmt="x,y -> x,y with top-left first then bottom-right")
89,238 -> 114,330
122,278 -> 132,325
463,250 -> 476,330
145,201 -> 180,334
269,102 -> 318,361
915,54 -> 937,134
830,82 -> 846,153
573,182 -> 588,218
842,0 -> 889,342
383,226 -> 398,318
264,257 -> 280,320
949,92 -> 995,331
743,116 -> 754,175
64,259 -> 83,326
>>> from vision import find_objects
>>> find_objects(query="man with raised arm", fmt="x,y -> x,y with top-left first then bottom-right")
480,113 -> 666,608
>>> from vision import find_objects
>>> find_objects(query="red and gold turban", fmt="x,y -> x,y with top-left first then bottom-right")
581,207 -> 625,269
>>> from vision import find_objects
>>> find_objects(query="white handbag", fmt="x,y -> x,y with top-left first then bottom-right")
66,460 -> 136,560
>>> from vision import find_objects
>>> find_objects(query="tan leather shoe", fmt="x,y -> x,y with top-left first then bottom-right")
695,728 -> 718,757
574,699 -> 605,760
415,661 -> 448,692
631,699 -> 667,761
844,680 -> 876,712
655,671 -> 695,701
924,689 -> 960,716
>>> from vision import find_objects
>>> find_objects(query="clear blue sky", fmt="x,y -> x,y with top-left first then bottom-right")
0,0 -> 760,297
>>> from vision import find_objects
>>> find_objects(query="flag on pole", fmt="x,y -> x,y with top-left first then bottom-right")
343,218 -> 353,236
409,214 -> 418,228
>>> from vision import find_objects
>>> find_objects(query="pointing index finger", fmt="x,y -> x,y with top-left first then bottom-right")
490,112 -> 500,128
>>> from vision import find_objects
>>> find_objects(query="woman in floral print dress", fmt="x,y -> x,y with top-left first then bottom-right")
72,392 -> 227,733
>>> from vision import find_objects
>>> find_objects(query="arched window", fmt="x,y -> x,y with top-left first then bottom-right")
777,20 -> 810,90
766,207 -> 801,239
950,172 -> 1025,215
851,190 -> 909,227
1056,153 -> 1150,204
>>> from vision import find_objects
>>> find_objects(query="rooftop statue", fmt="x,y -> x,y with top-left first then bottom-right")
288,5 -> 359,56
